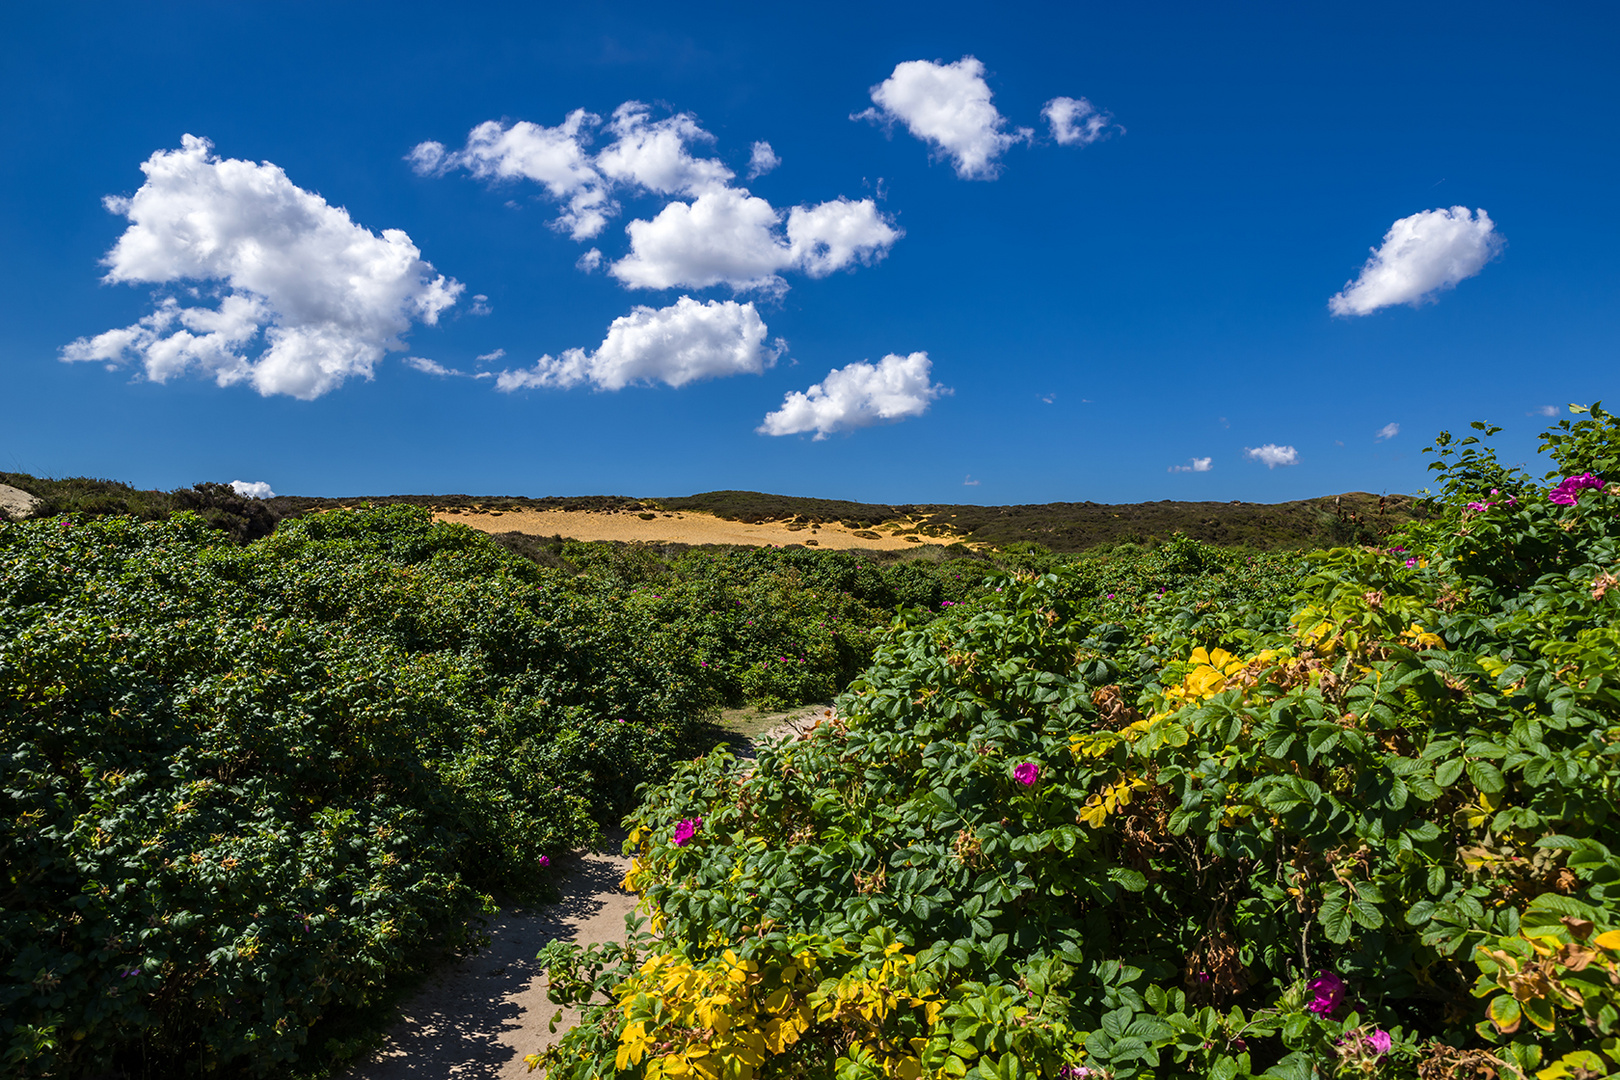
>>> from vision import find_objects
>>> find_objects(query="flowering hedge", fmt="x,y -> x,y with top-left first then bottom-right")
533,405 -> 1620,1080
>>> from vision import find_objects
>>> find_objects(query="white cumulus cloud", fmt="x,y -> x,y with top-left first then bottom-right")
748,141 -> 781,179
1245,444 -> 1299,468
61,136 -> 461,400
611,188 -> 899,293
495,297 -> 779,392
1329,207 -> 1503,316
758,351 -> 946,439
1042,96 -> 1120,146
419,104 -> 898,294
1375,422 -> 1400,441
230,480 -> 276,499
594,102 -> 734,196
855,57 -> 1031,180
1168,457 -> 1213,473
408,110 -> 614,240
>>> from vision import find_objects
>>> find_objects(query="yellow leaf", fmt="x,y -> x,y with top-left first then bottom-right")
1593,929 -> 1620,950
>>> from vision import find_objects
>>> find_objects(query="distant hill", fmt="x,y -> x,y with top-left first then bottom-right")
0,472 -> 1418,553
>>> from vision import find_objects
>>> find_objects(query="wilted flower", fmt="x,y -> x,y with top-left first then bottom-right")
1306,972 -> 1346,1015
1014,762 -> 1040,786
672,817 -> 703,846
1366,1029 -> 1392,1055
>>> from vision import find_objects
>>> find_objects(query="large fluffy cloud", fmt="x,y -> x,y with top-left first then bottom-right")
758,352 -> 946,439
855,58 -> 1120,178
61,136 -> 461,400
595,102 -> 734,196
417,103 -> 898,292
855,57 -> 1031,179
495,297 -> 779,392
611,189 -> 900,292
1329,207 -> 1503,316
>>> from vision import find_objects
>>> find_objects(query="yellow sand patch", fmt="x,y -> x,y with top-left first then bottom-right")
433,508 -> 965,551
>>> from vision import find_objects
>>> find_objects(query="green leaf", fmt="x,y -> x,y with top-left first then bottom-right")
1466,760 -> 1505,793
1435,758 -> 1465,786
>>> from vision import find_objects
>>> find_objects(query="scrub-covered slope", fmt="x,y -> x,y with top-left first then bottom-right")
537,408 -> 1620,1080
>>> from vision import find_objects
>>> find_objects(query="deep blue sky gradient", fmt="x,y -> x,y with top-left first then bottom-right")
2,1 -> 1615,502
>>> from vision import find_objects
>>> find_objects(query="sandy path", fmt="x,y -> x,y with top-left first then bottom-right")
346,710 -> 824,1079
346,845 -> 635,1080
433,508 -> 960,551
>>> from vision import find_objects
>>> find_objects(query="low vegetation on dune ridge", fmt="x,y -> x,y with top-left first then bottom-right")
1,471 -> 1413,555
656,491 -> 1418,553
532,406 -> 1620,1080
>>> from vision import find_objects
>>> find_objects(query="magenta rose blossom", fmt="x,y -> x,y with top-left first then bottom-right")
538,855 -> 550,868
1366,1029 -> 1392,1055
1306,972 -> 1346,1015
1014,762 -> 1040,786
1549,472 -> 1604,506
672,817 -> 703,846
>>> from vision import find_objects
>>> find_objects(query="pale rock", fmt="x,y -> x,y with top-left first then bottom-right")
0,483 -> 43,521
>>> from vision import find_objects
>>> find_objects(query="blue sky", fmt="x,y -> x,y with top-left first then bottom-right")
2,1 -> 1615,504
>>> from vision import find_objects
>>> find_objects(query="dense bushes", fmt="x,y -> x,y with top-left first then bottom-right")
0,507 -> 715,1077
536,408 -> 1620,1080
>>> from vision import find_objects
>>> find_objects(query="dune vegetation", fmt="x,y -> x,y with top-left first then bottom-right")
533,406 -> 1620,1080
2,406 -> 1616,1080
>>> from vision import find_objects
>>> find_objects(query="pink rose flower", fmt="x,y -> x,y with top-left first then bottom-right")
672,817 -> 702,846
1014,762 -> 1040,786
1550,472 -> 1603,506
1306,972 -> 1346,1016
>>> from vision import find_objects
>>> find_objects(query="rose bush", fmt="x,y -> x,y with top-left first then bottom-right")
534,406 -> 1620,1080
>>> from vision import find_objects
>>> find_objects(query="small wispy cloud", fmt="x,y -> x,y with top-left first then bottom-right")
230,480 -> 276,499
1245,444 -> 1299,468
403,356 -> 463,377
469,294 -> 492,316
1168,457 -> 1213,473
963,474 -> 980,486
1039,392 -> 1055,404
1528,404 -> 1559,417
1375,422 -> 1399,442
747,141 -> 780,179
476,348 -> 506,363
1042,96 -> 1122,146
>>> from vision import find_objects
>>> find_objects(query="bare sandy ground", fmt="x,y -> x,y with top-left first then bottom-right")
345,709 -> 824,1079
432,508 -> 961,551
346,843 -> 635,1080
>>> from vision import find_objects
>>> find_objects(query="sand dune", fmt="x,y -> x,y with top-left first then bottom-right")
433,507 -> 963,551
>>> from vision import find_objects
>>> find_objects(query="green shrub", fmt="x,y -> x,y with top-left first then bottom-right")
535,407 -> 1620,1080
0,507 -> 712,1077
